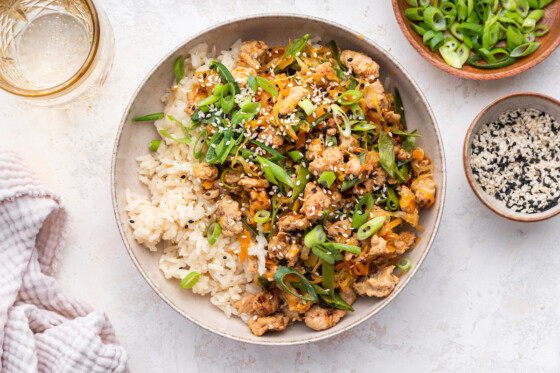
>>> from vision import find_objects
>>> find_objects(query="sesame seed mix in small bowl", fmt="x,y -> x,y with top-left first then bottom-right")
463,92 -> 560,222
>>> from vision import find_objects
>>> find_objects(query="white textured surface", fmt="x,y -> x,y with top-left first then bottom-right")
1,1 -> 559,371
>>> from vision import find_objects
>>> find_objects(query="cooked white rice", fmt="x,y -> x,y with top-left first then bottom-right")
125,40 -> 266,318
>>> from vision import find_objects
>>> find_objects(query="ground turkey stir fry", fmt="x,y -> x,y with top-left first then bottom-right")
187,35 -> 437,336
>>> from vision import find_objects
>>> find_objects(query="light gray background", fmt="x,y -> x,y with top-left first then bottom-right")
1,1 -> 559,372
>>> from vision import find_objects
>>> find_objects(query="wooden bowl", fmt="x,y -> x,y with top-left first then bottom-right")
463,92 -> 560,222
392,0 -> 560,80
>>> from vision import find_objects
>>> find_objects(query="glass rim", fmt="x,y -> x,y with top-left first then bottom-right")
0,0 -> 101,98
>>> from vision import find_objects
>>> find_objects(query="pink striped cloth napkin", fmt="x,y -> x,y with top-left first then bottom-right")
0,150 -> 128,372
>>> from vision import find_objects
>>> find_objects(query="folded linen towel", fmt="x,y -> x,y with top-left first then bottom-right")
0,150 -> 128,372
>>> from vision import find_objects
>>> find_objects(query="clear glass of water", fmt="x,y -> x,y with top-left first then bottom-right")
0,0 -> 115,106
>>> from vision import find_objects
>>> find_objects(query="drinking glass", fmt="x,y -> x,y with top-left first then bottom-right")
0,0 -> 115,106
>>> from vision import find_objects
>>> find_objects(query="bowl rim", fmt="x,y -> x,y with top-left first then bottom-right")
391,0 -> 560,81
111,12 -> 447,345
463,91 -> 560,222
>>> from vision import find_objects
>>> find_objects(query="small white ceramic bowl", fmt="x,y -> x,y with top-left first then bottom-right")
111,14 -> 447,344
463,92 -> 560,222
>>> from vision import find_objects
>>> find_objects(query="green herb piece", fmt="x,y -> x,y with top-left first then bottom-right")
254,210 -> 271,224
206,222 -> 221,245
356,216 -> 386,240
149,140 -> 160,151
133,112 -> 164,122
274,266 -> 318,302
179,272 -> 200,289
352,193 -> 374,229
174,55 -> 184,84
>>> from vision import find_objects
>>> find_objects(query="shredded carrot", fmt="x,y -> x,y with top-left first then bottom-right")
237,230 -> 252,263
417,189 -> 435,207
383,232 -> 399,241
203,180 -> 214,189
387,245 -> 396,253
295,131 -> 306,150
353,262 -> 369,276
388,218 -> 402,230
412,148 -> 424,160
264,222 -> 271,231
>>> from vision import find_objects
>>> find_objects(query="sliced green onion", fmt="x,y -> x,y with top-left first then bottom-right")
174,55 -> 184,84
325,133 -> 337,146
457,22 -> 484,36
400,133 -> 420,151
510,42 -> 541,57
522,9 -> 544,32
331,104 -> 352,137
352,193 -> 374,229
429,31 -> 445,51
439,43 -> 470,68
524,32 -> 536,43
322,261 -> 335,295
393,88 -> 407,130
205,129 -> 230,164
254,210 -> 271,224
288,150 -> 304,162
275,34 -> 310,73
337,90 -> 363,105
241,217 -> 258,237
274,266 -> 317,302
206,222 -> 221,245
411,22 -> 428,36
516,0 -> 530,17
468,53 -> 518,68
318,171 -> 336,189
220,169 -> 239,190
231,102 -> 262,125
179,271 -> 200,289
356,216 -> 386,240
193,129 -> 208,160
292,165 -> 310,201
220,82 -> 235,115
269,198 -> 279,239
256,156 -> 293,188
250,140 -> 285,160
424,7 -> 447,31
304,225 -> 327,248
457,0 -> 468,19
312,244 -> 337,265
406,7 -> 425,22
149,140 -> 160,151
350,103 -> 365,120
256,76 -> 279,97
159,130 -> 191,144
341,177 -> 360,191
534,25 -> 549,37
133,112 -> 164,122
386,186 -> 399,212
327,40 -> 347,71
506,25 -> 524,49
247,74 -> 257,92
322,242 -> 362,255
166,115 -> 192,143
320,291 -> 354,311
378,131 -> 396,179
396,258 -> 412,271
298,99 -> 316,116
209,60 -> 240,94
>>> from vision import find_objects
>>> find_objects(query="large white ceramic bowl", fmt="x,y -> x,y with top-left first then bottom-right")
112,14 -> 447,345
